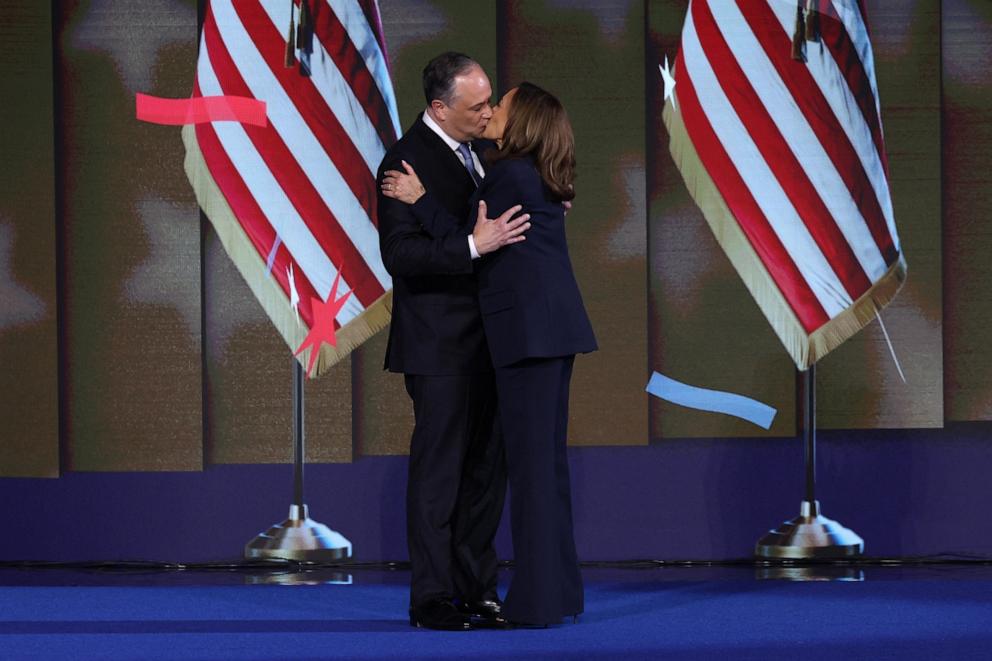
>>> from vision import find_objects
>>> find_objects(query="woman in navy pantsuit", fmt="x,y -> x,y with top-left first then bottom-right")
383,82 -> 597,626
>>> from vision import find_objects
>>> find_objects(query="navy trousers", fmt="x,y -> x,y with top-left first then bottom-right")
496,355 -> 583,624
404,372 -> 505,607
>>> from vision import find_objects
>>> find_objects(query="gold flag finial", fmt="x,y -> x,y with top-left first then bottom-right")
805,0 -> 821,43
792,0 -> 806,61
284,0 -> 296,68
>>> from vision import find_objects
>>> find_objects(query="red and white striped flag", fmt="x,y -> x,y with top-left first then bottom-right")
662,0 -> 906,369
183,0 -> 399,377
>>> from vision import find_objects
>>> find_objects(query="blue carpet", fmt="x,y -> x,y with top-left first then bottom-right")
1,570 -> 991,659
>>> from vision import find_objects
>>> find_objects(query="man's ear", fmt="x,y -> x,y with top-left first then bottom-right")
430,99 -> 447,121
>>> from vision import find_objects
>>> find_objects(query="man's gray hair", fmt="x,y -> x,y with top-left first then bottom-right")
422,52 -> 479,106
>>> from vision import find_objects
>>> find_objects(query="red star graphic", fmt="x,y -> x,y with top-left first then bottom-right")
294,271 -> 352,377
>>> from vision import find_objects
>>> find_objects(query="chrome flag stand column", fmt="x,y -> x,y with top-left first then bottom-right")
244,359 -> 352,562
755,364 -> 863,559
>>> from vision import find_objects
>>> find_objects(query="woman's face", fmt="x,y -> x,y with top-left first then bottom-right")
482,87 -> 517,142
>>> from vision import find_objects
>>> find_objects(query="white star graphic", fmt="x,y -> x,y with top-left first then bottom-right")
659,56 -> 677,112
288,263 -> 301,326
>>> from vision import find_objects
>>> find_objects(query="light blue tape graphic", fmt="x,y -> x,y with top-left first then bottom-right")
266,236 -> 282,274
646,372 -> 777,430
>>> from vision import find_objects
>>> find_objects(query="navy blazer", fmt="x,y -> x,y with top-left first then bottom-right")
376,115 -> 496,375
413,156 -> 597,368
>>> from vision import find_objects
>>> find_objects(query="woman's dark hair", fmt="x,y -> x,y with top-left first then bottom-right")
490,82 -> 576,201
422,52 -> 478,106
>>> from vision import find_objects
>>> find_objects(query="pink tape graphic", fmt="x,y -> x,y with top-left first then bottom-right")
136,93 -> 267,127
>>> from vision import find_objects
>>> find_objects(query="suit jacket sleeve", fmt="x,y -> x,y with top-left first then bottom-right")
406,138 -> 499,238
377,152 -> 473,277
409,191 -> 469,239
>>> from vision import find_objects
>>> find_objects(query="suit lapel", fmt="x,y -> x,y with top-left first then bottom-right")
412,115 -> 480,189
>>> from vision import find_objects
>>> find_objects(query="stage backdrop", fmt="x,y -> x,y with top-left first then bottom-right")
2,0 -> 992,562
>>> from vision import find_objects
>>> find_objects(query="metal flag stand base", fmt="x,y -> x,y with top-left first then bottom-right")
244,503 -> 352,562
244,359 -> 353,562
754,499 -> 864,560
755,364 -> 864,560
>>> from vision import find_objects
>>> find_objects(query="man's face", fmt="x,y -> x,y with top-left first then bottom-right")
433,65 -> 493,142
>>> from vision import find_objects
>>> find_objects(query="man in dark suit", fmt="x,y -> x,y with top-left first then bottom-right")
376,52 -> 528,631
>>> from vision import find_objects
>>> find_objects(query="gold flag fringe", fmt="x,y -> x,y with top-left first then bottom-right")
662,87 -> 906,371
182,124 -> 392,378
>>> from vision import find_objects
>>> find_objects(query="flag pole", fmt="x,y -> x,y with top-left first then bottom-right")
754,363 -> 864,560
803,364 -> 816,505
292,358 -> 305,509
243,358 -> 353,562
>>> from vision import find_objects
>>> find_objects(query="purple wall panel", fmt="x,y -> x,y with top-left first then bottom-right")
2,423 -> 991,563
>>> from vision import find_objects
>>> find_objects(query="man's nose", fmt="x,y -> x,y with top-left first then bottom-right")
481,104 -> 493,120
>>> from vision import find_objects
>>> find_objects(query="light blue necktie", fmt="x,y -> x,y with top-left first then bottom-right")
456,142 -> 482,187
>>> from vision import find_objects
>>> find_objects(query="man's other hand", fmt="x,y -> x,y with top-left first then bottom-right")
472,201 -> 530,255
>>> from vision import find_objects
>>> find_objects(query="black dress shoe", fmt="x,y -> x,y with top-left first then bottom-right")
458,599 -> 509,628
409,599 -> 472,631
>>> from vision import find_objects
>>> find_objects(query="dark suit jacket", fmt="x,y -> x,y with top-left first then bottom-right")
411,155 -> 597,368
377,114 -> 496,375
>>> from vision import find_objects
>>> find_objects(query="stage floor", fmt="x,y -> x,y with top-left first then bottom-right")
1,564 -> 991,660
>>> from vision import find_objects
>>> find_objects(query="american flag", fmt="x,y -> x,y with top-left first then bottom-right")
663,0 -> 906,369
183,0 -> 399,377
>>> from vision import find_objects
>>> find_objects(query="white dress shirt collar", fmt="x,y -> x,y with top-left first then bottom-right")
422,110 -> 485,178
